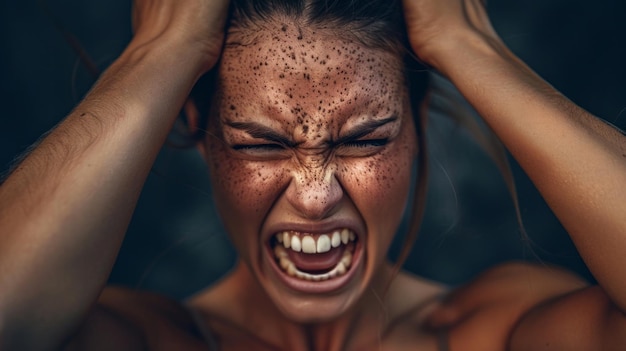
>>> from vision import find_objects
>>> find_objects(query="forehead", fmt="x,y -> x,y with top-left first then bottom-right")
217,22 -> 406,129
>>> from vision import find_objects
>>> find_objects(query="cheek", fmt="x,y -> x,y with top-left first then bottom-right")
337,133 -> 416,243
206,139 -> 288,244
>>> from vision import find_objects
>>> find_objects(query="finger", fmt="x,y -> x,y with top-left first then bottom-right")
201,0 -> 231,35
468,0 -> 499,38
131,1 -> 139,34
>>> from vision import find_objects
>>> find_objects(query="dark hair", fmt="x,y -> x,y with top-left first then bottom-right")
230,0 -> 406,54
188,0 -> 431,285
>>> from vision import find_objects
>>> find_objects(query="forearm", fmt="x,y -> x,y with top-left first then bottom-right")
434,32 -> 626,310
0,40 -> 206,349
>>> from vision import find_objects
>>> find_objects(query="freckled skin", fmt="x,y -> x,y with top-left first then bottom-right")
201,21 -> 417,322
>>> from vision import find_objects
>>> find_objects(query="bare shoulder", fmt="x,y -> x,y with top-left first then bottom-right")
510,282 -> 626,350
65,286 -> 207,351
426,261 -> 590,351
459,261 -> 588,302
388,263 -> 626,351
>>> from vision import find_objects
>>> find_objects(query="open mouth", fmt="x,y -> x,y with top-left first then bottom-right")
270,229 -> 359,283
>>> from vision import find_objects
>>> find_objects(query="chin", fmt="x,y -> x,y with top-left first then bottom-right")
264,261 -> 369,324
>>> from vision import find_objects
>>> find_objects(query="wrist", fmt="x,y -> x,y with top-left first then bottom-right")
124,35 -> 216,79
415,30 -> 508,76
79,37 -> 211,137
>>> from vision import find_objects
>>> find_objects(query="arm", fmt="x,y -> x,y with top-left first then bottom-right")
402,0 -> 626,345
0,1 -> 228,349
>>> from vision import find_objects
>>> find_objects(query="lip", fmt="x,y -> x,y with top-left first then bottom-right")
261,218 -> 367,294
264,236 -> 364,294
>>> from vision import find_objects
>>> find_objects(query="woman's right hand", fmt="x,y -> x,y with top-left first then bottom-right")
0,2 -> 229,350
130,0 -> 230,73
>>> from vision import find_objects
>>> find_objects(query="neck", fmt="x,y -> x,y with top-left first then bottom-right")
227,261 -> 399,351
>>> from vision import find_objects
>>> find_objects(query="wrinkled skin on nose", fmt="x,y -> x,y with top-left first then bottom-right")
285,150 -> 342,220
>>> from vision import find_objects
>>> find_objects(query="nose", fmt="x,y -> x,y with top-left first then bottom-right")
284,156 -> 343,220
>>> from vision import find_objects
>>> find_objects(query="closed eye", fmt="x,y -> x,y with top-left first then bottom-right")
336,138 -> 389,157
342,139 -> 389,148
232,143 -> 285,152
231,143 -> 291,160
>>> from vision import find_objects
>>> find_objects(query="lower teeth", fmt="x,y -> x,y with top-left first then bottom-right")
274,244 -> 354,281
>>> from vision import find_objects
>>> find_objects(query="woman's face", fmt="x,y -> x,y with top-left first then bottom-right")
202,22 -> 417,322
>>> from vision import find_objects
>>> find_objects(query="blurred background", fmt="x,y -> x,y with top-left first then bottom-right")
1,0 -> 625,300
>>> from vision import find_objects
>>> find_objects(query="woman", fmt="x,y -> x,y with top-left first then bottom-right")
1,0 -> 625,350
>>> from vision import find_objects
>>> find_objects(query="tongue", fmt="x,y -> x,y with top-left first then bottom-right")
287,246 -> 345,272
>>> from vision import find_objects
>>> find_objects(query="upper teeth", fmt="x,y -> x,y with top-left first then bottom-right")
275,229 -> 356,254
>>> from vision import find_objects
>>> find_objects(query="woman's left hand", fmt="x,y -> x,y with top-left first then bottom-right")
402,0 -> 500,70
403,0 -> 626,347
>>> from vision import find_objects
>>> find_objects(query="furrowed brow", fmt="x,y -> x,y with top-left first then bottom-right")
225,121 -> 296,146
334,116 -> 398,144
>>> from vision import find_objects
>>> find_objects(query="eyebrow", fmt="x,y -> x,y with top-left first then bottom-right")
334,116 -> 398,145
225,121 -> 297,147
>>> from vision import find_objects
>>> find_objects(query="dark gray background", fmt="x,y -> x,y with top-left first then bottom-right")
1,1 -> 625,300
